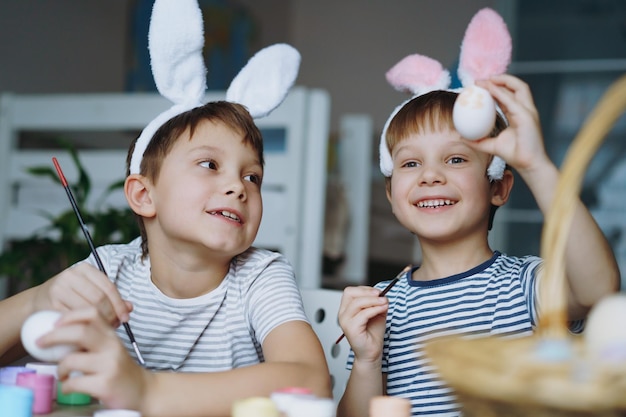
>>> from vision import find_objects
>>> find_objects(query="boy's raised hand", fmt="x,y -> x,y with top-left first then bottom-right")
338,286 -> 389,363
472,74 -> 553,175
34,263 -> 132,328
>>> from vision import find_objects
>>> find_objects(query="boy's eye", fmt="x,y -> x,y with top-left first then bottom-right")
448,157 -> 466,164
199,160 -> 217,170
401,161 -> 420,168
244,174 -> 261,184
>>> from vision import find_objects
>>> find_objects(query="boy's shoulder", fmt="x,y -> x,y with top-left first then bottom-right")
491,251 -> 543,272
229,247 -> 298,291
232,246 -> 295,275
97,237 -> 143,260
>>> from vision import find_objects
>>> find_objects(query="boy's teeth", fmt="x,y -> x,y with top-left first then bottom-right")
211,210 -> 241,222
418,199 -> 454,208
220,211 -> 240,221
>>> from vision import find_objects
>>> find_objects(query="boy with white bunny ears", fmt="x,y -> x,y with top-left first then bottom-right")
337,8 -> 619,417
0,0 -> 331,415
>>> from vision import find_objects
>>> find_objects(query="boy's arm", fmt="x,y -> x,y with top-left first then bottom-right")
0,286 -> 37,364
52,316 -> 331,417
476,74 -> 620,319
142,320 -> 331,417
336,286 -> 389,417
516,163 -> 619,319
337,360 -> 386,417
0,263 -> 131,364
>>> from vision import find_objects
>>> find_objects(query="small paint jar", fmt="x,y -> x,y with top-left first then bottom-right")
56,370 -> 92,405
270,387 -> 316,415
94,410 -> 142,417
0,366 -> 36,386
283,396 -> 335,417
25,362 -> 58,399
233,397 -> 280,417
16,372 -> 55,414
0,384 -> 34,417
56,387 -> 92,405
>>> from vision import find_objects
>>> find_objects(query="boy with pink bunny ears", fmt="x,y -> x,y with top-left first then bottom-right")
0,0 -> 331,415
337,8 -> 619,417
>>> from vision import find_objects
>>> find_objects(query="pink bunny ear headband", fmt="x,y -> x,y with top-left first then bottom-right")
379,7 -> 511,181
129,0 -> 301,175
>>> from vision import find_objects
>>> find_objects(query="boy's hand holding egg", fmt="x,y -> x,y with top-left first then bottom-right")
452,85 -> 497,141
21,310 -> 76,362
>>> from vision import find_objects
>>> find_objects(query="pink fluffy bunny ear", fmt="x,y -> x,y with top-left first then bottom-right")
379,55 -> 451,176
457,8 -> 512,87
386,54 -> 451,96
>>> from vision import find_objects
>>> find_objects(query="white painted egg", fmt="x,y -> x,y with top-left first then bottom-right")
21,310 -> 76,363
452,85 -> 497,140
584,294 -> 626,362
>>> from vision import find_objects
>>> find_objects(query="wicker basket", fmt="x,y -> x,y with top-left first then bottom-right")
425,73 -> 626,417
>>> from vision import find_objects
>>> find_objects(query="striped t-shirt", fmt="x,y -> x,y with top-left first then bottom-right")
83,237 -> 307,372
347,252 -> 544,417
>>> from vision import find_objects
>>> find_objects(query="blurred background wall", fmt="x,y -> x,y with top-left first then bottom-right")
1,0 -> 625,286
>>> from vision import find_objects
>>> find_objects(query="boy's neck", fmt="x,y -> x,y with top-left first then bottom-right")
412,238 -> 494,281
147,241 -> 232,299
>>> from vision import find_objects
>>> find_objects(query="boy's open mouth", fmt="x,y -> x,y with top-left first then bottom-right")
417,199 -> 457,208
209,210 -> 242,223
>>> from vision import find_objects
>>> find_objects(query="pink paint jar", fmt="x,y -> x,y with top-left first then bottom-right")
16,371 -> 55,414
25,362 -> 58,399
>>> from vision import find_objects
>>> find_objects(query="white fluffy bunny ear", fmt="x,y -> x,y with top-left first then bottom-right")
130,0 -> 207,175
226,43 -> 301,118
149,0 -> 206,106
130,0 -> 300,175
457,7 -> 512,87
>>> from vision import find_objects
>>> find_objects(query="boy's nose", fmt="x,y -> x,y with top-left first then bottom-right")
224,177 -> 246,200
419,164 -> 445,185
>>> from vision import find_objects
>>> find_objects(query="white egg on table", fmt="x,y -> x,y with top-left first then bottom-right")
21,310 -> 76,362
452,85 -> 497,140
584,294 -> 626,362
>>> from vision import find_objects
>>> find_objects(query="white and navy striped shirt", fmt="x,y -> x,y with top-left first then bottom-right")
83,238 -> 307,372
347,252 -> 547,417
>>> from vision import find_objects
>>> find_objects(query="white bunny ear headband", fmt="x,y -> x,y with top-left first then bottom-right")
379,7 -> 511,181
129,0 -> 301,175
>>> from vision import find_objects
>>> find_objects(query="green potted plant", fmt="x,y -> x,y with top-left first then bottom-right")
0,141 -> 139,295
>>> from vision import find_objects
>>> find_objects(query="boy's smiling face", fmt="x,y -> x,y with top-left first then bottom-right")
148,119 -> 263,260
387,128 -> 498,243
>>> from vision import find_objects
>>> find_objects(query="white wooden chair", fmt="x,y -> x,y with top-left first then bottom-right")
300,288 -> 350,403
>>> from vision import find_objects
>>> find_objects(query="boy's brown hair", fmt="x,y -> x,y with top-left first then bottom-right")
384,90 -> 509,230
385,90 -> 507,156
126,101 -> 265,257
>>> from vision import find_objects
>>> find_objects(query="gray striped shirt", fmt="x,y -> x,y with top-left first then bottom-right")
84,238 -> 307,372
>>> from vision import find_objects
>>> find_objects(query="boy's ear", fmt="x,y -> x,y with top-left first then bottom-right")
385,178 -> 393,204
125,174 -> 156,218
490,169 -> 514,207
